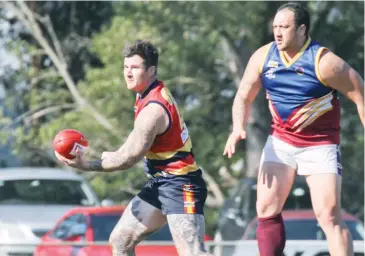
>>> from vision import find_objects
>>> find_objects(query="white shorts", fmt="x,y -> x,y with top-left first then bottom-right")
260,135 -> 342,176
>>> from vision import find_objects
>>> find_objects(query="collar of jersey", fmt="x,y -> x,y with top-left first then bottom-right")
280,37 -> 312,68
139,79 -> 160,99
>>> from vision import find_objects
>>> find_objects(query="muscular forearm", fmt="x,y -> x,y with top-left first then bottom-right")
86,149 -> 140,172
232,92 -> 252,132
63,104 -> 162,173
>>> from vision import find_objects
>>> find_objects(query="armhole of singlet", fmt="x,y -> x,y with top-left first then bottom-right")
259,42 -> 274,74
146,101 -> 172,136
315,47 -> 330,87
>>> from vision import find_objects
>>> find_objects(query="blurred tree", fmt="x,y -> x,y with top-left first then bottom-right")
0,1 -> 115,166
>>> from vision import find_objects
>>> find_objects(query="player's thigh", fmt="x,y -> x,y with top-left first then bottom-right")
167,214 -> 206,254
110,196 -> 167,242
296,144 -> 342,176
306,173 -> 342,219
257,162 -> 296,216
257,136 -> 297,217
158,170 -> 207,216
159,171 -> 208,255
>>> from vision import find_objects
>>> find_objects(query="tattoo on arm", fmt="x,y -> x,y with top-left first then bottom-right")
88,160 -> 103,172
332,61 -> 350,75
87,119 -> 159,172
111,123 -> 157,170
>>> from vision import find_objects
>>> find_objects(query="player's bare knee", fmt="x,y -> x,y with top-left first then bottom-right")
168,214 -> 211,256
315,206 -> 342,229
173,232 -> 212,256
256,199 -> 281,217
109,228 -> 136,252
256,201 -> 269,217
109,232 -> 127,251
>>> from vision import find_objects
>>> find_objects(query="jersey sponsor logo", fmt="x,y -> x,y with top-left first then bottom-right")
184,202 -> 195,207
265,68 -> 276,79
267,60 -> 279,68
295,66 -> 305,75
181,123 -> 189,143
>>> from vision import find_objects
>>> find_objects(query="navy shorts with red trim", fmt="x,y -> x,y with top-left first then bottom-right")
137,169 -> 207,215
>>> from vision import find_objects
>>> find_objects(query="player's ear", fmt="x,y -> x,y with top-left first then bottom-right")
148,66 -> 156,76
298,24 -> 306,37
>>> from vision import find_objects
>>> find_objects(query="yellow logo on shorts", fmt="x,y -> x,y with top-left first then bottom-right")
183,184 -> 196,214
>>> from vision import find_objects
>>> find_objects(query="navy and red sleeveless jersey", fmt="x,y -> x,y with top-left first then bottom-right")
260,38 -> 340,147
134,80 -> 199,176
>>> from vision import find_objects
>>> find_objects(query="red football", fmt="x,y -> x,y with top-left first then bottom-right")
53,129 -> 88,160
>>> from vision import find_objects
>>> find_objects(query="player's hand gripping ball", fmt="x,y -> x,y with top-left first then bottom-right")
53,129 -> 88,160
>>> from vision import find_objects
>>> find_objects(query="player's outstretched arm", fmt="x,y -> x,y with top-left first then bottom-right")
86,103 -> 167,172
319,50 -> 364,126
232,50 -> 263,132
223,45 -> 266,158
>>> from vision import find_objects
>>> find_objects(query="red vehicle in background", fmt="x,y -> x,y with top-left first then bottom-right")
34,205 -> 212,256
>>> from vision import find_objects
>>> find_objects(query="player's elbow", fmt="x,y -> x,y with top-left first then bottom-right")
354,95 -> 364,108
348,87 -> 364,108
354,95 -> 364,112
239,93 -> 255,106
350,92 -> 365,126
234,89 -> 251,105
349,69 -> 364,104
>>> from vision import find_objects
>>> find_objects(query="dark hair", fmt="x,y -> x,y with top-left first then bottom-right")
123,39 -> 159,70
277,2 -> 310,36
